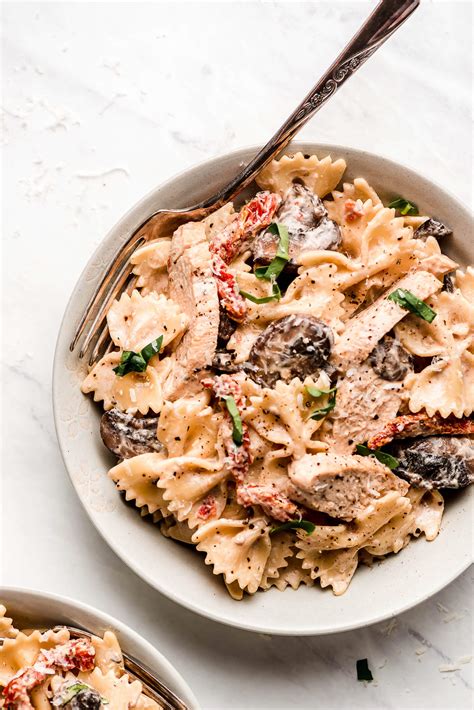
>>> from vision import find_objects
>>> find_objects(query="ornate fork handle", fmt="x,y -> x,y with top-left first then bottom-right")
70,0 -> 420,358
197,0 -> 419,210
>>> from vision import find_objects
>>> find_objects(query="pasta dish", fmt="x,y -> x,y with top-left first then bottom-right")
0,606 -> 161,708
80,152 -> 474,600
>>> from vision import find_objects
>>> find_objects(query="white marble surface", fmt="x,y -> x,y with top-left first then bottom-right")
1,1 -> 473,708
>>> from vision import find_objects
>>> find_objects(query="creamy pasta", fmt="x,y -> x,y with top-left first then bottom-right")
81,152 -> 474,599
0,606 -> 161,708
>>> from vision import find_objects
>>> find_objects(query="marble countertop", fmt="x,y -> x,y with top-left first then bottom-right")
2,1 -> 472,708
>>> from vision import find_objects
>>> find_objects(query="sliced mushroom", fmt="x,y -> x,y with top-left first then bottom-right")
252,183 -> 341,267
66,689 -> 102,710
368,335 -> 413,381
211,350 -> 236,372
248,314 -> 334,387
393,436 -> 474,489
442,272 -> 455,292
217,304 -> 238,347
414,218 -> 452,241
100,408 -> 162,459
321,360 -> 404,455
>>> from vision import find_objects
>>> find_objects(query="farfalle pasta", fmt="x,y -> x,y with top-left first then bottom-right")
396,268 -> 474,417
0,615 -> 161,708
0,608 -> 17,641
81,152 -> 473,599
107,290 -> 188,353
255,151 -> 346,197
131,239 -> 171,296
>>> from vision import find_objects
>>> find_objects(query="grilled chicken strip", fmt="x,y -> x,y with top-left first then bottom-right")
288,453 -> 409,521
322,360 -> 405,454
332,270 -> 443,371
367,412 -> 474,449
164,222 -> 220,399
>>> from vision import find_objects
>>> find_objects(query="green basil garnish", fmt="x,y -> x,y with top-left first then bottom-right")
387,288 -> 437,323
223,395 -> 243,446
140,338 -> 163,362
305,385 -> 337,399
356,658 -> 373,682
240,282 -> 281,304
254,223 -> 289,281
113,335 -> 163,377
388,197 -> 419,216
356,444 -> 399,470
305,385 -> 337,420
60,683 -> 90,705
271,519 -> 316,535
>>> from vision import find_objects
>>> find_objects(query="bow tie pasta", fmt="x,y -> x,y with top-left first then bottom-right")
80,152 -> 473,600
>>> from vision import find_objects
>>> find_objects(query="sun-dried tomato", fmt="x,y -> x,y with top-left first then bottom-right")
202,374 -> 252,484
211,254 -> 247,322
238,191 -> 282,242
210,191 -> 281,264
344,198 -> 364,222
202,372 -> 245,406
197,495 -> 217,520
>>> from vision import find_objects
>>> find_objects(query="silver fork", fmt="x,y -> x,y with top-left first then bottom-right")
70,0 -> 419,364
53,624 -> 189,710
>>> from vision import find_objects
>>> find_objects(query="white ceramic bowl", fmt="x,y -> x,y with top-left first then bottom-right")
53,142 -> 473,635
1,588 -> 199,708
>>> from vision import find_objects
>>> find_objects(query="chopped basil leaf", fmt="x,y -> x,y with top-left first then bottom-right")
388,196 -> 419,216
254,223 -> 289,281
254,257 -> 287,281
305,385 -> 337,399
240,281 -> 281,303
140,337 -> 163,362
272,282 -> 282,300
113,336 -> 163,377
356,658 -> 373,682
387,288 -> 437,323
269,222 -> 290,260
114,351 -> 147,376
223,395 -> 243,446
310,396 -> 337,420
271,519 -> 316,534
306,385 -> 337,420
356,444 -> 399,470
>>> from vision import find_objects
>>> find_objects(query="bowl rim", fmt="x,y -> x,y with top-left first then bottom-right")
53,141 -> 474,636
0,585 -> 200,708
